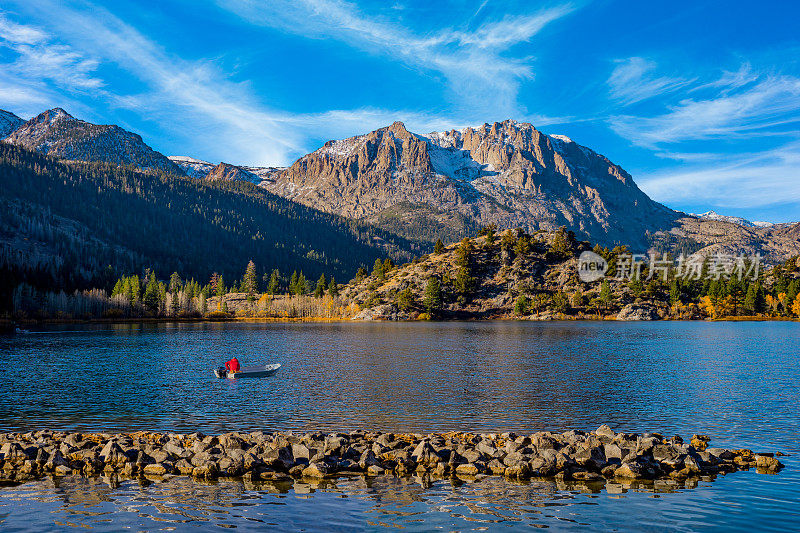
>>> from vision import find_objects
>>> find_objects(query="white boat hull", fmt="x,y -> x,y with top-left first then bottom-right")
215,363 -> 281,379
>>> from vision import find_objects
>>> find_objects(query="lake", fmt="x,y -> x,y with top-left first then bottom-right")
0,321 -> 798,531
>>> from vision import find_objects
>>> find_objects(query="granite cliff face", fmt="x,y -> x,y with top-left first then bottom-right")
3,108 -> 184,175
203,162 -> 261,183
263,120 -> 678,249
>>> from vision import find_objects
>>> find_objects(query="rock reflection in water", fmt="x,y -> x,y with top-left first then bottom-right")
0,473 -> 709,531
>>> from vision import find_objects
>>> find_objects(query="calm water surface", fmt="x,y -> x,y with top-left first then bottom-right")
0,321 -> 798,531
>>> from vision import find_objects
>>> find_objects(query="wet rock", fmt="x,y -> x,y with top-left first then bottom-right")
455,463 -> 484,476
755,454 -> 783,471
263,446 -> 294,471
174,459 -> 194,475
411,441 -> 441,466
192,463 -> 218,479
614,462 -> 643,479
574,446 -> 606,471
366,464 -> 385,475
302,462 -> 330,478
690,435 -> 710,451
571,470 -> 604,482
143,463 -> 172,476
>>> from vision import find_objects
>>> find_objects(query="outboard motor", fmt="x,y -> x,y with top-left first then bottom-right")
214,366 -> 228,378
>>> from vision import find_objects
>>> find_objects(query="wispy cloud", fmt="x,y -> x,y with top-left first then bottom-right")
0,15 -> 103,93
638,141 -> 800,211
217,0 -> 574,117
1,1 -> 573,165
610,70 -> 800,147
607,57 -> 693,105
609,60 -> 800,217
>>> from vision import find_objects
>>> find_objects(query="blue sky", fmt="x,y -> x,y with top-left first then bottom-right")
1,0 -> 799,222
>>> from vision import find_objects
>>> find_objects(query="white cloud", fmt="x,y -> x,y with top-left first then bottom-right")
0,15 -> 103,92
609,61 -> 800,216
0,16 -> 46,45
1,1 -> 573,166
217,0 -> 573,117
609,71 -> 800,148
607,57 -> 693,105
638,142 -> 800,209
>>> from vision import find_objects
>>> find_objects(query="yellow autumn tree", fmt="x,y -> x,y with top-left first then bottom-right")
792,293 -> 800,317
699,295 -> 733,318
765,294 -> 778,315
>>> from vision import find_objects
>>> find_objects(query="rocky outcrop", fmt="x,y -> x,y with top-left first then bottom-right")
204,162 -> 261,184
617,303 -> 661,321
263,120 -> 678,249
4,108 -> 184,175
669,216 -> 800,264
0,426 -> 782,485
352,304 -> 412,321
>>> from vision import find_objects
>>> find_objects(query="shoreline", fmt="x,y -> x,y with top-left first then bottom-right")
3,315 -> 798,328
0,427 -> 783,487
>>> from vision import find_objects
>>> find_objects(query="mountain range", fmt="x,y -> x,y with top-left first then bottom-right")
2,107 -> 799,265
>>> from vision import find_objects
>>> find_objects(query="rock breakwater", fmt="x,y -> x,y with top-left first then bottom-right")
0,426 -> 783,485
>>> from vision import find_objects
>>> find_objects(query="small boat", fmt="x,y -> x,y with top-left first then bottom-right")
214,363 -> 281,379
14,327 -> 30,334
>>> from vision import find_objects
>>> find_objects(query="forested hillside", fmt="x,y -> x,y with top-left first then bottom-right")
0,142 -> 417,311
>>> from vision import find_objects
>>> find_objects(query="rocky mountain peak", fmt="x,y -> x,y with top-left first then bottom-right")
40,107 -> 73,121
262,119 -> 677,248
4,107 -> 183,176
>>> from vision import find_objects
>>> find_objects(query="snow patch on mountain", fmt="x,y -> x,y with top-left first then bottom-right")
549,134 -> 574,144
168,155 -> 215,179
319,134 -> 368,158
692,210 -> 773,228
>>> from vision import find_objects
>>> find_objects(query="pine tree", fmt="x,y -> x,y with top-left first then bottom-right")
434,239 -> 444,255
549,227 -> 570,258
423,276 -> 443,314
514,295 -> 530,315
314,273 -> 327,298
669,279 -> 681,304
599,279 -> 613,309
295,272 -> 307,295
383,257 -> 394,273
111,279 -> 123,297
169,272 -> 182,293
243,260 -> 258,297
143,273 -> 160,313
216,276 -> 225,298
267,269 -> 281,295
328,277 -> 339,297
485,227 -> 496,245
395,288 -> 415,311
373,258 -> 385,281
289,271 -> 298,295
454,238 -> 476,303
170,290 -> 181,316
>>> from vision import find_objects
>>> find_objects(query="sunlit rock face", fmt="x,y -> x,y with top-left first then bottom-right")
263,119 -> 677,249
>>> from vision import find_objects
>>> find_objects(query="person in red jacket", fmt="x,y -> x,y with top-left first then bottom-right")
225,357 -> 241,374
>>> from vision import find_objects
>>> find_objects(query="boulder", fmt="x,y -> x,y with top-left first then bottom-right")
302,462 -> 330,478
616,303 -> 660,321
